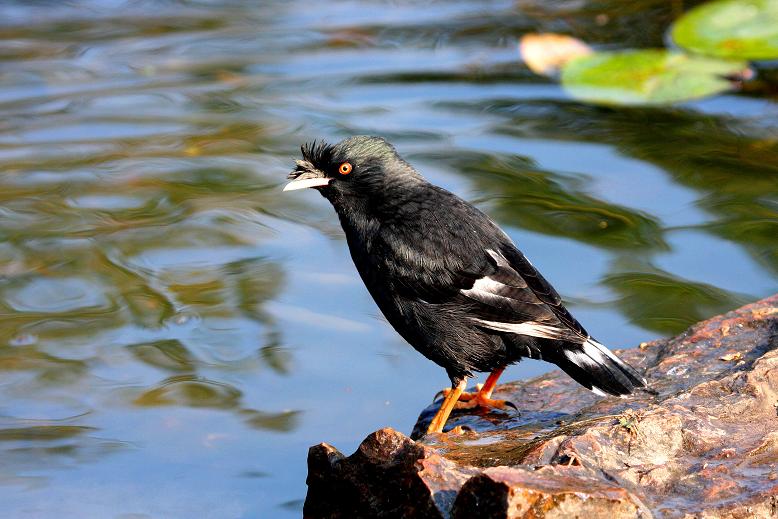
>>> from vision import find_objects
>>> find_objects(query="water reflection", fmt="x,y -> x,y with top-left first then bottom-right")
483,102 -> 778,262
0,0 -> 776,517
603,267 -> 751,334
128,339 -> 196,372
427,150 -> 668,250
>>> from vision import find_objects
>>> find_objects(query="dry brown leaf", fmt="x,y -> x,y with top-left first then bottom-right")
519,33 -> 592,76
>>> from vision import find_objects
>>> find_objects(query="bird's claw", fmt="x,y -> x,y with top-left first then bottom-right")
425,424 -> 472,438
453,395 -> 515,412
432,384 -> 517,413
446,425 -> 469,435
433,384 -> 482,403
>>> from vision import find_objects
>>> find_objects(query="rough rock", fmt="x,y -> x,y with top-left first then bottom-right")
305,295 -> 778,518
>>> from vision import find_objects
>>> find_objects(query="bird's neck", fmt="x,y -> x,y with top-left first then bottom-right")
331,195 -> 380,245
330,175 -> 423,246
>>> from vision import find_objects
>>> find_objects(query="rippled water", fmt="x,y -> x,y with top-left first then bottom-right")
1,1 -> 776,517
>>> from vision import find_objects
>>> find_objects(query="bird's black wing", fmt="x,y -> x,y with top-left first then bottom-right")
459,244 -> 588,344
373,187 -> 645,395
373,186 -> 585,344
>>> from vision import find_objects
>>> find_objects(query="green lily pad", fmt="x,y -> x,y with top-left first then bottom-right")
671,0 -> 778,60
561,49 -> 748,105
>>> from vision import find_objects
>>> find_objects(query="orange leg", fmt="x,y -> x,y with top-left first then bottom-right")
478,366 -> 504,399
440,367 -> 515,410
427,378 -> 467,434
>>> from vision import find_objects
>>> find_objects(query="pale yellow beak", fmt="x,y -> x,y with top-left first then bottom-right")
283,176 -> 332,191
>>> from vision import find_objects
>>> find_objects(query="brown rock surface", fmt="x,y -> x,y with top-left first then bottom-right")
305,295 -> 778,518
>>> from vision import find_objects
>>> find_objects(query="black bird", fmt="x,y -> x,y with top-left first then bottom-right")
284,136 -> 646,434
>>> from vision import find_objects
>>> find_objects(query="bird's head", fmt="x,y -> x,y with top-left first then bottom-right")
283,136 -> 421,204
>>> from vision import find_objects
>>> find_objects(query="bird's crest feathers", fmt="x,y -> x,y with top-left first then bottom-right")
300,140 -> 334,169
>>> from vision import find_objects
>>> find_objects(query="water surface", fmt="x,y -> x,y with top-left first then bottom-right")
1,1 -> 776,517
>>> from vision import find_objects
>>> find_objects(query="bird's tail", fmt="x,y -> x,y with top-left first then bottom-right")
551,338 -> 646,396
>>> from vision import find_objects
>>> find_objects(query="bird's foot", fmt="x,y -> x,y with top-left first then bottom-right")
438,383 -> 517,411
424,425 -> 471,440
436,425 -> 468,436
454,392 -> 517,411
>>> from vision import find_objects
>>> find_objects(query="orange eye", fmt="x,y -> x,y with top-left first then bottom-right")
338,162 -> 352,175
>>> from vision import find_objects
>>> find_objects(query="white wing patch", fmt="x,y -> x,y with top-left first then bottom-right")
463,276 -> 506,295
459,249 -> 526,300
485,248 -> 510,267
463,248 -> 575,341
471,318 -> 569,340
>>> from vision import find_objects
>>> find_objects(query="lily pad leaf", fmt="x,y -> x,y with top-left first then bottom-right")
671,0 -> 778,60
560,50 -> 749,105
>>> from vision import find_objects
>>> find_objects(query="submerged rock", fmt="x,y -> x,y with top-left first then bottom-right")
305,295 -> 778,518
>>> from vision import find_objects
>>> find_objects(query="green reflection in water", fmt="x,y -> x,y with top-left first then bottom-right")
128,339 -> 196,373
429,150 -> 668,250
488,101 -> 778,275
0,425 -> 95,442
133,375 -> 243,409
603,268 -> 752,334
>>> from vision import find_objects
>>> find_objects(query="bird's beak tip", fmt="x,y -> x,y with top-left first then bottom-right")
283,177 -> 332,192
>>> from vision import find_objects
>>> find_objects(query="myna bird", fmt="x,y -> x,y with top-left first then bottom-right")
284,136 -> 645,434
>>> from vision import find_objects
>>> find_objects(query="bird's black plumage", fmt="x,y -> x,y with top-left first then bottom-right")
286,136 -> 645,398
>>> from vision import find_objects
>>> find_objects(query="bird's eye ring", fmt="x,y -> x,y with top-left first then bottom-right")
338,162 -> 352,175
